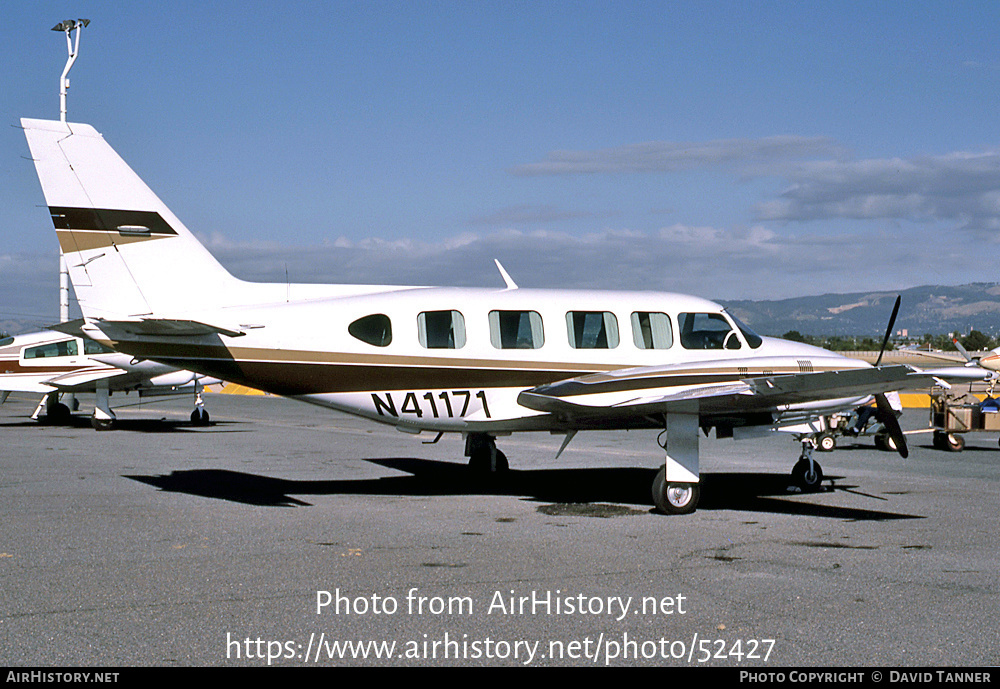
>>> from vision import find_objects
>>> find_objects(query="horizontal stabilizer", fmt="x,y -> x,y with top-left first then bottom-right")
93,318 -> 246,339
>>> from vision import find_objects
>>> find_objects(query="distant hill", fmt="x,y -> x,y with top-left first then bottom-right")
721,283 -> 1000,338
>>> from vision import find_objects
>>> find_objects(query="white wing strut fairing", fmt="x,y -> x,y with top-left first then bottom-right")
19,116 -> 991,513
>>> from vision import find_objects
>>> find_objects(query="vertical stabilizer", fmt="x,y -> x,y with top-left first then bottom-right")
21,118 -> 241,321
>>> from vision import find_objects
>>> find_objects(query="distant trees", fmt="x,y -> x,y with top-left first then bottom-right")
780,331 -> 884,351
780,329 -> 998,352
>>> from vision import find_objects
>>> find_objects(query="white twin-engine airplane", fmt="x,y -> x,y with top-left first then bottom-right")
0,327 -> 219,429
19,117 -> 987,514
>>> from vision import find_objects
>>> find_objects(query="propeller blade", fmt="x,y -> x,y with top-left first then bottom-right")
875,296 -> 901,368
875,392 -> 908,458
952,338 -> 973,364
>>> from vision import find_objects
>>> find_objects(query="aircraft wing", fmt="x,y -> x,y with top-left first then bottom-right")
517,363 -> 988,420
45,367 -> 130,390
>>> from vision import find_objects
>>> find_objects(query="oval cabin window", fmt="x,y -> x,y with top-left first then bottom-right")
348,314 -> 392,347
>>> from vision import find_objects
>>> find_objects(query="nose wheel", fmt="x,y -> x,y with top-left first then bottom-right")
792,441 -> 824,491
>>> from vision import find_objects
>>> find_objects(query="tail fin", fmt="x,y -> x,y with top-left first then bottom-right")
21,118 -> 241,321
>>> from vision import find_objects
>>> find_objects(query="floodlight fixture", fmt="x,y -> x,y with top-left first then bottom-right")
53,18 -> 90,123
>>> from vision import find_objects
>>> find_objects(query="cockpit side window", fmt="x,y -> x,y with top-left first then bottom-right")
418,310 -> 466,349
566,311 -> 618,349
678,312 -> 742,350
726,311 -> 763,349
489,310 -> 544,349
631,312 -> 673,349
348,314 -> 392,347
23,339 -> 78,359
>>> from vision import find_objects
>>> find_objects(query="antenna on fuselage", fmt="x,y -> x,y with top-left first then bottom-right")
494,259 -> 518,290
52,18 -> 90,323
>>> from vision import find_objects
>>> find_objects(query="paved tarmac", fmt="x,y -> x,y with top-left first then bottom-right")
0,391 -> 996,667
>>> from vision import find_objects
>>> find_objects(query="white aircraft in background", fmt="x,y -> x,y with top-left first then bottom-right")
904,340 -> 1000,378
0,327 -> 219,429
19,116 -> 988,514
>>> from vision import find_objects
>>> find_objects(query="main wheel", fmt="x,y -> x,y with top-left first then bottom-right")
190,407 -> 210,426
469,448 -> 508,474
43,402 -> 72,425
651,467 -> 700,515
792,458 -> 824,491
90,416 -> 114,431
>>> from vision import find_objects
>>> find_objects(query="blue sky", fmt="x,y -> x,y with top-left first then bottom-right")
2,1 -> 999,332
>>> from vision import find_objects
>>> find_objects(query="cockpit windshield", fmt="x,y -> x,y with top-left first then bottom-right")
725,311 -> 763,349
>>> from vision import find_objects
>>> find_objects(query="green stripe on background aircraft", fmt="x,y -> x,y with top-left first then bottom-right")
18,117 -> 987,514
0,327 -> 219,429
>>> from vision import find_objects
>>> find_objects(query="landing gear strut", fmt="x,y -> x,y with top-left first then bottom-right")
90,380 -> 116,431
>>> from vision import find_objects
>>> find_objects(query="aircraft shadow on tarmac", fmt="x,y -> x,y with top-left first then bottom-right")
17,416 -> 236,433
125,458 -> 920,520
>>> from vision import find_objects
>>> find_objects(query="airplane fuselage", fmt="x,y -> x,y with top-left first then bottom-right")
85,285 -> 871,434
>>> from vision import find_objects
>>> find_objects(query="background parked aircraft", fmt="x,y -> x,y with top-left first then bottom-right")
0,327 -> 219,429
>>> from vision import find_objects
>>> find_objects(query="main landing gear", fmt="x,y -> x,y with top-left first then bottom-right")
190,385 -> 210,426
32,381 -> 213,430
651,404 -> 701,515
465,433 -> 508,474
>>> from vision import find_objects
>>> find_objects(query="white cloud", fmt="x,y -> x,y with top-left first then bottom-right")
509,136 -> 843,176
753,151 -> 1000,230
512,135 -> 1000,233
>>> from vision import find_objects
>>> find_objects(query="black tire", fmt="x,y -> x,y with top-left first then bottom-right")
792,458 -> 824,491
190,407 -> 210,426
933,431 -> 946,450
874,433 -> 898,452
469,448 -> 508,474
651,467 -> 700,515
43,402 -> 72,425
944,433 -> 965,452
90,416 -> 114,431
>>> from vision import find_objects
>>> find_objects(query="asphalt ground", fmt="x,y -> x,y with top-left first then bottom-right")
0,391 -> 997,667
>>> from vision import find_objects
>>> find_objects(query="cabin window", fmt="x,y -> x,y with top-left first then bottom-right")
348,314 -> 392,347
631,312 -> 673,349
566,311 -> 619,349
418,310 -> 466,349
23,339 -> 78,359
489,310 -> 544,349
678,312 -> 742,350
0,337 -> 13,347
84,339 -> 114,355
